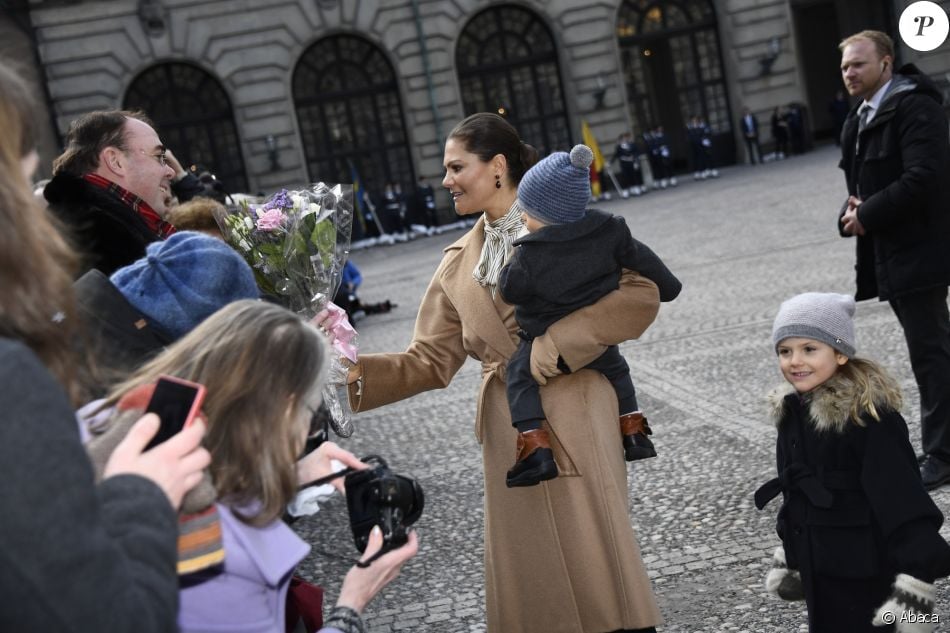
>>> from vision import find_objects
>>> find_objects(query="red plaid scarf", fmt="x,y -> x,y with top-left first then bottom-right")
83,173 -> 177,238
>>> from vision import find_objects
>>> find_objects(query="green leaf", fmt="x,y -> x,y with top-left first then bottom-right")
310,220 -> 337,268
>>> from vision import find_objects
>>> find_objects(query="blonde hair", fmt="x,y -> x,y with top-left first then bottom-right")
836,357 -> 903,425
106,300 -> 329,526
166,196 -> 226,234
0,61 -> 82,402
839,30 -> 894,60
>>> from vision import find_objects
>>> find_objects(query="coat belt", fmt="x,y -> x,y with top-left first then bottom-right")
474,360 -> 506,444
755,464 -> 861,510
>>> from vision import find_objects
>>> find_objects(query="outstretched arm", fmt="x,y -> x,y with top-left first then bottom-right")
347,264 -> 468,413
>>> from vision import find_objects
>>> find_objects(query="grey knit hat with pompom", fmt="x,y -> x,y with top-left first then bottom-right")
517,144 -> 593,224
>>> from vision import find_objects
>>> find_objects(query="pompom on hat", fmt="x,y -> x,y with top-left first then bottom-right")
111,231 -> 260,340
772,292 -> 856,357
517,144 -> 593,224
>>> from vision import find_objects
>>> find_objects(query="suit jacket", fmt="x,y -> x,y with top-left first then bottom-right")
348,216 -> 663,632
741,113 -> 759,138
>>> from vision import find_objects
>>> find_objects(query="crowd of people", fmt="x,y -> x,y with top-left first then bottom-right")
605,119 -> 720,199
1,25 -> 949,633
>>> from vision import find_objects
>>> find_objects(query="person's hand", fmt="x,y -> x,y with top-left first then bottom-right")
840,196 -> 866,236
530,333 -> 562,385
103,413 -> 210,509
347,363 -> 362,385
764,546 -> 803,601
335,526 -> 419,614
310,303 -> 358,364
296,440 -> 367,492
872,574 -> 935,631
164,149 -> 188,181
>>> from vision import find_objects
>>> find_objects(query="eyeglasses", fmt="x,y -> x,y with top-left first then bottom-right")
132,148 -> 167,166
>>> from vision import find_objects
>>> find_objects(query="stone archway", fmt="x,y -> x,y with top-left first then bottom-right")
617,0 -> 735,167
125,63 -> 248,193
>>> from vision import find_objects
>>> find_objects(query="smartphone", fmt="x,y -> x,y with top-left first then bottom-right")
144,375 -> 206,451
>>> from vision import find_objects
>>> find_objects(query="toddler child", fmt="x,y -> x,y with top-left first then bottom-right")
755,292 -> 950,632
499,144 -> 681,488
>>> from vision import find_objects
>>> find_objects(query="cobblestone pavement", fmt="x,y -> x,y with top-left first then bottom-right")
293,145 -> 950,632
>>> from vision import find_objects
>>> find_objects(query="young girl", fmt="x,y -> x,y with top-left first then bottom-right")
755,292 -> 950,632
102,300 -> 418,633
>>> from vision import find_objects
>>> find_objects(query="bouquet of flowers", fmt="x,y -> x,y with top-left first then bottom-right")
215,184 -> 358,437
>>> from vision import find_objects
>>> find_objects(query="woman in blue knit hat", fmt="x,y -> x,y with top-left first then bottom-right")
756,292 -> 950,632
498,144 -> 682,487
74,230 -> 260,399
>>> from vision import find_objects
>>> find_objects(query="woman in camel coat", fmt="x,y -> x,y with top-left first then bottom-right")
347,113 -> 663,633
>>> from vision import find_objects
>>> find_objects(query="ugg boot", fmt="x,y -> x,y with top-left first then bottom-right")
506,428 -> 558,488
620,412 -> 657,461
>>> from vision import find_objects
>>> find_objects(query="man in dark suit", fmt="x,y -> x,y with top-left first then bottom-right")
739,107 -> 761,165
837,30 -> 950,489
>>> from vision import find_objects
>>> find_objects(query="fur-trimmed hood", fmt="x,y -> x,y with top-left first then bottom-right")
767,361 -> 902,433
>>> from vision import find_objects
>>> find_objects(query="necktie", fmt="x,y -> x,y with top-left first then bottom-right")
858,103 -> 871,133
855,104 -> 871,156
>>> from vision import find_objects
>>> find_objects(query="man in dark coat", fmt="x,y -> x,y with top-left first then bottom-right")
837,30 -> 950,490
43,110 -> 178,277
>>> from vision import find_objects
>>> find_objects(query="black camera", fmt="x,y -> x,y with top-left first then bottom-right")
345,456 -> 424,557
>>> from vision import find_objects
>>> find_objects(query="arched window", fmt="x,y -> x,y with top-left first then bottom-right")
456,5 -> 571,155
293,35 -> 414,196
124,63 -> 248,193
617,0 -> 734,166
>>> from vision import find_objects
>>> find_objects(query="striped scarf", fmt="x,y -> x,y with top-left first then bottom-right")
472,200 -> 525,296
82,173 -> 177,238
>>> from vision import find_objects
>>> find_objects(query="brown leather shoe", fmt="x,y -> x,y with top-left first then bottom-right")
620,412 -> 657,461
506,428 -> 558,487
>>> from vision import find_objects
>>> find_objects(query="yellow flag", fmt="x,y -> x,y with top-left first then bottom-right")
581,120 -> 605,196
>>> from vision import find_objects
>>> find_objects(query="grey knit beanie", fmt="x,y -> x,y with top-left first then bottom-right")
517,144 -> 593,224
772,292 -> 856,357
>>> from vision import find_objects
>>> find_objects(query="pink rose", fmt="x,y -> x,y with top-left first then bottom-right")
255,209 -> 285,231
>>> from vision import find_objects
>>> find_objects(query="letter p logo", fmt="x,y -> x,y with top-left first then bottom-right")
900,2 -> 949,51
915,15 -> 935,36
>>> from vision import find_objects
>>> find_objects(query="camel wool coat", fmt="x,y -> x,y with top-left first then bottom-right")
349,216 -> 663,632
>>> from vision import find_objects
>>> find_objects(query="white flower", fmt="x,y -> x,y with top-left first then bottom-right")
244,217 -> 253,230
239,239 -> 252,252
291,194 -> 307,211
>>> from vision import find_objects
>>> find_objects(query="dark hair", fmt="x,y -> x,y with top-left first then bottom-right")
52,109 -> 153,176
447,113 -> 539,185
